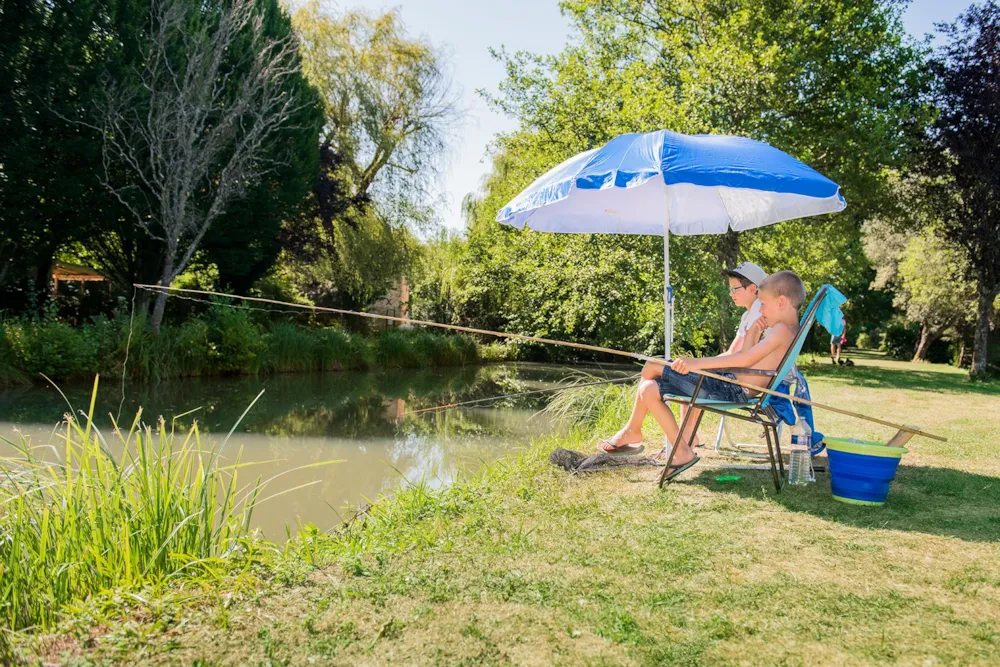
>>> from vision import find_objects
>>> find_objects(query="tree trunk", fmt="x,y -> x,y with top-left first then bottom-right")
716,230 -> 740,347
32,247 -> 55,312
970,284 -> 998,378
912,324 -> 936,362
717,230 -> 740,273
150,255 -> 175,334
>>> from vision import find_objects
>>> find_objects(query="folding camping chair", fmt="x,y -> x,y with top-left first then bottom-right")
657,285 -> 832,492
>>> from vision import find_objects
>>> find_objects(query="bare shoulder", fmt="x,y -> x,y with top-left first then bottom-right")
770,323 -> 797,341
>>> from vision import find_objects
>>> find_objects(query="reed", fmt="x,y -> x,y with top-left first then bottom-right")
0,377 -> 273,630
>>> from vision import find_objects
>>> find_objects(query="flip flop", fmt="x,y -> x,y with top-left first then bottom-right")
661,455 -> 701,482
596,439 -> 646,456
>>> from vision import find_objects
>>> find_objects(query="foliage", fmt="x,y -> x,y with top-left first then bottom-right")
281,1 -> 458,309
0,309 -> 480,384
855,332 -> 877,350
439,0 -> 932,356
896,230 -> 976,359
95,0 -> 320,331
925,1 -> 1000,377
0,0 -> 137,305
880,321 -> 920,360
0,378 -> 275,630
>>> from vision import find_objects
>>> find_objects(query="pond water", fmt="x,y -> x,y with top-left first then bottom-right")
0,363 -> 631,540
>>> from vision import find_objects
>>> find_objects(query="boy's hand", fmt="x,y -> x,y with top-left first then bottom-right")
671,358 -> 694,375
747,316 -> 769,339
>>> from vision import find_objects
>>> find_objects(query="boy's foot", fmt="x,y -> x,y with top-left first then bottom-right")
654,451 -> 701,485
597,430 -> 644,455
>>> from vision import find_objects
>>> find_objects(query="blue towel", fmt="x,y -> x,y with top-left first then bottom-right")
816,284 -> 848,337
769,368 -> 825,456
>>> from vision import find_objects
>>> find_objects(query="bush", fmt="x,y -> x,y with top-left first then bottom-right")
926,338 -> 954,365
205,306 -> 266,374
855,331 -> 877,350
1,317 -> 98,381
0,311 -> 479,383
880,322 -> 920,360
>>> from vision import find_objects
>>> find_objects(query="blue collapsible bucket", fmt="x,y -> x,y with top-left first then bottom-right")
825,437 -> 907,506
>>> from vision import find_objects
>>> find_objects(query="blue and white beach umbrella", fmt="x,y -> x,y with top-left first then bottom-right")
496,129 -> 846,358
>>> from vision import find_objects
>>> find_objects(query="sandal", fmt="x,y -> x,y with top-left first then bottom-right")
661,455 -> 701,482
596,438 -> 646,456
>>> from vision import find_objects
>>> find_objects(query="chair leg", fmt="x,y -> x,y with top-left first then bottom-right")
714,416 -> 726,453
763,425 -> 783,493
658,409 -> 705,488
772,424 -> 786,480
764,426 -> 785,493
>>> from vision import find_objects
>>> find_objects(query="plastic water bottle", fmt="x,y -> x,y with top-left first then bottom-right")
789,417 -> 815,486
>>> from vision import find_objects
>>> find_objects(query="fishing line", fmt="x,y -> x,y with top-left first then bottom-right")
117,285 -> 137,425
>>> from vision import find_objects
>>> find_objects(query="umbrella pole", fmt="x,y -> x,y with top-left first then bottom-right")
664,195 -> 673,360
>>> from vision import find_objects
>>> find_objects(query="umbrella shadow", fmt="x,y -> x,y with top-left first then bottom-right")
688,463 -> 1000,543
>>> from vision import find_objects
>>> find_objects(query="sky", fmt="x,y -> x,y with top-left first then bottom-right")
348,0 -> 970,231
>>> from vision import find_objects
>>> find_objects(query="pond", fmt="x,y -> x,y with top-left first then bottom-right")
0,363 -> 632,540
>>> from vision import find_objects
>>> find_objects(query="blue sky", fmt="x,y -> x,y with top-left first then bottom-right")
349,0 -> 969,230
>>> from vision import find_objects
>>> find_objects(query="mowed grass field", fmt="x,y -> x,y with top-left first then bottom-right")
24,351 -> 1000,666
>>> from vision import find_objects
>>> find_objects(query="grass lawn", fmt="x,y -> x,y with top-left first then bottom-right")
20,351 -> 1000,665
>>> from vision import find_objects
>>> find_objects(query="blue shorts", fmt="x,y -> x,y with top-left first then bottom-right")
655,367 -> 747,403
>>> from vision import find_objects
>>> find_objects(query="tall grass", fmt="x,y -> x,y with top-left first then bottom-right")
543,373 -> 637,433
0,378 -> 287,630
0,308 -> 480,385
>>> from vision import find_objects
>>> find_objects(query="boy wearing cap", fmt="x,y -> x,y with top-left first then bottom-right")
598,261 -> 767,454
721,261 -> 768,357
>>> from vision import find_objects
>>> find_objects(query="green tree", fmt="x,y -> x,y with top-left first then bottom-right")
926,2 -> 1000,377
283,2 -> 458,309
454,0 -> 931,354
0,0 -> 142,307
96,0 -> 319,331
896,231 -> 976,361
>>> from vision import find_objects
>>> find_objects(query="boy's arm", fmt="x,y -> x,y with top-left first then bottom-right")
724,334 -> 744,356
673,325 -> 791,374
740,317 -> 765,354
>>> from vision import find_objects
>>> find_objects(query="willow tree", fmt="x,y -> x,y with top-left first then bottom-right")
285,1 -> 458,308
98,0 -> 317,331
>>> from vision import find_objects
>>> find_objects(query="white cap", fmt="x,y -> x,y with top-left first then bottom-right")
723,261 -> 767,286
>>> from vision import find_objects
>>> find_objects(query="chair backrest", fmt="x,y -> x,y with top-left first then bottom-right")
759,284 -> 830,409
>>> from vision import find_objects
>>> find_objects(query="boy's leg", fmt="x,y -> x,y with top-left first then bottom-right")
600,378 -> 697,465
599,381 -> 650,451
636,380 -> 696,465
640,360 -> 664,380
645,361 -> 702,446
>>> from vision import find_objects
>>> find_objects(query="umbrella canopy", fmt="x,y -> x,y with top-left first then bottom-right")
496,130 -> 845,234
495,129 -> 846,359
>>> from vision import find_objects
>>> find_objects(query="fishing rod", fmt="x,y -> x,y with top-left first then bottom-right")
397,375 -> 640,417
134,284 -> 947,442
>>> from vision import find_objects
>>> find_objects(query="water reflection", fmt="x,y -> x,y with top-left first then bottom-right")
0,363 -> 630,539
